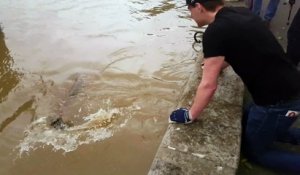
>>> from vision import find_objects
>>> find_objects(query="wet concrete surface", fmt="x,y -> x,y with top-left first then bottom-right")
148,58 -> 244,175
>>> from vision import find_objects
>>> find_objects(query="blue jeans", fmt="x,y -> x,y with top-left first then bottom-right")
251,0 -> 280,21
242,99 -> 300,174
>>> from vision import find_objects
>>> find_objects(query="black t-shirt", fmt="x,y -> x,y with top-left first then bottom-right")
203,7 -> 300,106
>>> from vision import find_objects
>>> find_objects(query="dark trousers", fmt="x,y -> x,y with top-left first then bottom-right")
242,99 -> 300,174
287,8 -> 300,66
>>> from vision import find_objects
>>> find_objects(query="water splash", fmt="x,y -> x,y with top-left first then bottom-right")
16,103 -> 140,156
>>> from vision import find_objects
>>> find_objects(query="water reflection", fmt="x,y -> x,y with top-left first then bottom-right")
129,0 -> 189,21
141,0 -> 175,17
0,26 -> 31,133
0,26 -> 21,103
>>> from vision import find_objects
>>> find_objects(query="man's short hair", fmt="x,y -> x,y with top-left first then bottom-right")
186,0 -> 224,11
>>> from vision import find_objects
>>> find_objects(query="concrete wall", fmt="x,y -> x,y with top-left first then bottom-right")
148,55 -> 244,174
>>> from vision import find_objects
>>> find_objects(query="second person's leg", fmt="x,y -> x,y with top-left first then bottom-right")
264,0 -> 280,21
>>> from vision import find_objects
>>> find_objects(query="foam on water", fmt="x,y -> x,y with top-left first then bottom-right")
16,104 -> 140,156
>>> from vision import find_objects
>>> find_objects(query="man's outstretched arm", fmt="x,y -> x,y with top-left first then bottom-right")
170,56 -> 226,123
189,56 -> 226,120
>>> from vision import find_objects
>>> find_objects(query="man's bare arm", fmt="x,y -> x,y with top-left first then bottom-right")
189,56 -> 226,120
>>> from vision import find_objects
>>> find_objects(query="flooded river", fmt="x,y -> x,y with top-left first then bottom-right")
0,0 -> 202,174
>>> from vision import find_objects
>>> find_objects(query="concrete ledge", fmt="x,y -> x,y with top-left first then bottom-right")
148,58 -> 244,174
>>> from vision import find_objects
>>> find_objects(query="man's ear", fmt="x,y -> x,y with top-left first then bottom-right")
195,2 -> 205,12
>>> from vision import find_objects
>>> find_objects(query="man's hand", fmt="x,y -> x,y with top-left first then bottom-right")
169,108 -> 192,124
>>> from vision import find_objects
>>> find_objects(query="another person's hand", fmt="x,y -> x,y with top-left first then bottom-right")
169,108 -> 193,124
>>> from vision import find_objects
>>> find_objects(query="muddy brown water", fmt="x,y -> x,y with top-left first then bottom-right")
0,0 -> 204,175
